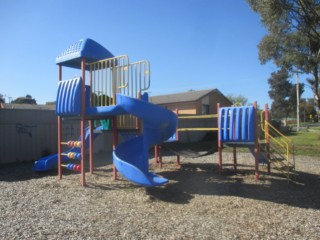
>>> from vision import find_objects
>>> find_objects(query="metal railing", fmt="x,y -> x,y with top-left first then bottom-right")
177,114 -> 218,132
89,55 -> 130,107
88,56 -> 151,129
260,115 -> 295,179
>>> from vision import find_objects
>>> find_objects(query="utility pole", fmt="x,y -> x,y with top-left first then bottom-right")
296,72 -> 300,131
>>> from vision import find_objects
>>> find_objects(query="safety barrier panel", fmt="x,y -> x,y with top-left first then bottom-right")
89,57 -> 150,129
219,106 -> 255,143
56,77 -> 82,116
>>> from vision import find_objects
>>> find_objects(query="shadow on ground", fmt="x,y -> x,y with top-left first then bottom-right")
1,152 -> 319,210
146,162 -> 320,209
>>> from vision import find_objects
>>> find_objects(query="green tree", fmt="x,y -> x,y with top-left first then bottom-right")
226,94 -> 248,106
0,94 -> 5,103
91,93 -> 113,106
300,98 -> 317,121
12,95 -> 37,104
268,68 -> 304,121
246,0 -> 320,109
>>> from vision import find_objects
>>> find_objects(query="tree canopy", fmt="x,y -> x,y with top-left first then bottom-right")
268,68 -> 304,119
0,94 -> 5,103
246,0 -> 320,109
11,95 -> 37,104
226,94 -> 249,106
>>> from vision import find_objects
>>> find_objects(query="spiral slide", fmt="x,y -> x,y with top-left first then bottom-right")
33,126 -> 103,171
112,94 -> 177,187
80,93 -> 177,186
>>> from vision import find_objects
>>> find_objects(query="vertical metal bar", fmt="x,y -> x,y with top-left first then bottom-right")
175,109 -> 180,166
89,120 -> 94,175
80,58 -> 86,186
92,63 -> 96,107
112,117 -> 118,180
58,65 -> 62,180
89,67 -> 94,174
217,103 -> 223,174
89,65 -> 92,107
265,104 -> 271,173
154,145 -> 159,165
253,101 -> 259,180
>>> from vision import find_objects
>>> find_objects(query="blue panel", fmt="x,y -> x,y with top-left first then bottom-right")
219,106 -> 255,143
248,106 -> 255,142
235,108 -> 241,141
224,109 -> 229,141
241,107 -> 248,141
56,38 -> 114,70
218,108 -> 224,141
56,77 -> 81,116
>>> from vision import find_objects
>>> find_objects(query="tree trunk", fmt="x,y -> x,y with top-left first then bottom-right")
312,68 -> 320,110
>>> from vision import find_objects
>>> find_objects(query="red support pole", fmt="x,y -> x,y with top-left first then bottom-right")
89,120 -> 94,175
80,58 -> 86,186
89,68 -> 94,175
154,145 -> 159,164
253,101 -> 259,180
58,65 -> 62,180
159,145 -> 163,169
217,103 -> 222,173
112,117 -> 118,180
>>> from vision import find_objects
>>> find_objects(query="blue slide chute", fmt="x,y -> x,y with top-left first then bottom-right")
113,93 -> 177,187
33,126 -> 103,171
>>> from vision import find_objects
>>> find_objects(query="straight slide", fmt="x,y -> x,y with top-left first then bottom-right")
33,126 -> 103,171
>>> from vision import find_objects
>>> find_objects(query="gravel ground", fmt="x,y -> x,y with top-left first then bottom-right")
0,151 -> 320,240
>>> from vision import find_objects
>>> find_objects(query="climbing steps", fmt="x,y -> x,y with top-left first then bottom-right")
259,118 -> 295,180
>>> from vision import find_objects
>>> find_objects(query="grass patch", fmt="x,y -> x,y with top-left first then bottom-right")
285,130 -> 320,157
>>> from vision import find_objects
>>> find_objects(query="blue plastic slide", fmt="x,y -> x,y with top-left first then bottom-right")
33,126 -> 103,171
112,93 -> 177,187
48,76 -> 177,187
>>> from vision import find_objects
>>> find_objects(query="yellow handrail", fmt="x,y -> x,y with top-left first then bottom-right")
178,114 -> 218,119
262,120 -> 294,179
178,127 -> 218,131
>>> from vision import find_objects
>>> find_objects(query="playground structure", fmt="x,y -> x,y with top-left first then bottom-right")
51,38 -> 177,187
34,38 -> 295,186
156,102 -> 295,180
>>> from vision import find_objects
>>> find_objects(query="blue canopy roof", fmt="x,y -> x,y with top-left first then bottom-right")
56,38 -> 114,70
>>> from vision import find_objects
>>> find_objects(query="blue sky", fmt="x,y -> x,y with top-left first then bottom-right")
0,0 -> 313,106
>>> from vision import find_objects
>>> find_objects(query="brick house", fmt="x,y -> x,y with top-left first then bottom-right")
149,88 -> 232,115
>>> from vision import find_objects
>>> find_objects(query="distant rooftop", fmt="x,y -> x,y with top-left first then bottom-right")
150,89 -> 232,105
56,38 -> 114,70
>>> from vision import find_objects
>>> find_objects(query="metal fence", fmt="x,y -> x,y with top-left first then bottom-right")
0,109 -> 110,164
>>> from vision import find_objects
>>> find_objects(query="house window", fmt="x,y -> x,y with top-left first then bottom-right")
202,104 -> 209,114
